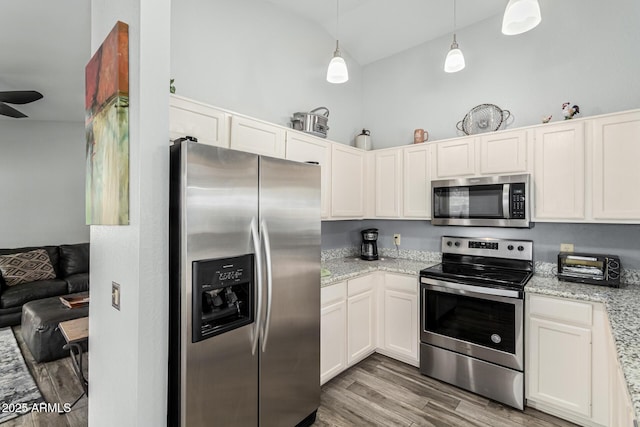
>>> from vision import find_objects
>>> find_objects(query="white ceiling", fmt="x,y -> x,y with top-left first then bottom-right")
265,0 -> 506,65
0,1 -> 90,122
0,0 -> 506,122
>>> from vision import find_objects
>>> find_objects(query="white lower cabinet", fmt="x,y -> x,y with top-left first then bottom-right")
526,293 -> 620,427
320,281 -> 347,385
320,272 -> 420,384
347,275 -> 377,365
377,273 -> 419,366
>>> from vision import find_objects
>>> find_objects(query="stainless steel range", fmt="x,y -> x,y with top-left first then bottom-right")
419,236 -> 533,410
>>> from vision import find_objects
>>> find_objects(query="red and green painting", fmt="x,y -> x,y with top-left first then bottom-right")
85,21 -> 129,225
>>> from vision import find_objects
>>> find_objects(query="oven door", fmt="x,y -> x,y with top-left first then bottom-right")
420,277 -> 523,371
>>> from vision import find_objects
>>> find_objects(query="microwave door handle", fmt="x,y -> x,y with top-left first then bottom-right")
503,183 -> 511,218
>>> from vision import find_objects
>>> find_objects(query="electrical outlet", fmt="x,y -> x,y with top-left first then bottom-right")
560,243 -> 574,252
394,234 -> 401,246
112,281 -> 121,311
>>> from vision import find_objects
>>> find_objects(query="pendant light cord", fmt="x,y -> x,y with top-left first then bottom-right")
453,0 -> 457,34
336,0 -> 340,46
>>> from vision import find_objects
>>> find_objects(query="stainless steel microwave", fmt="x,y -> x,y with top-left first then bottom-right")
431,174 -> 530,228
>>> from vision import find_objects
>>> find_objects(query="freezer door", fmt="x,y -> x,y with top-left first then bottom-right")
259,156 -> 321,426
175,142 -> 260,427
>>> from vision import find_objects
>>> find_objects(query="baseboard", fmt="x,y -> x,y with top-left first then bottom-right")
526,399 -> 605,427
375,349 -> 419,367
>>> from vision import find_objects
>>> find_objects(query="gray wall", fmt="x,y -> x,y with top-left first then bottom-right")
362,0 -> 640,147
0,120 -> 89,247
322,220 -> 640,269
170,0 -> 363,146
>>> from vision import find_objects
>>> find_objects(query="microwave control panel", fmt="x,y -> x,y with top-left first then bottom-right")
510,183 -> 526,219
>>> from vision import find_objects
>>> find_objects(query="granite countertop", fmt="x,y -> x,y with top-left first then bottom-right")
321,254 -> 640,421
526,275 -> 640,421
321,256 -> 436,287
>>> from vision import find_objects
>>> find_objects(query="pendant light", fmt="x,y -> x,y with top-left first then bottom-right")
444,0 -> 465,73
326,0 -> 349,84
502,0 -> 541,35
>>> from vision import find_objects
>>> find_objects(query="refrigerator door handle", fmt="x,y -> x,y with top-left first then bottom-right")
260,219 -> 273,353
250,217 -> 263,355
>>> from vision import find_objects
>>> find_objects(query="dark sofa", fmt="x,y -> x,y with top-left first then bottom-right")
0,243 -> 89,328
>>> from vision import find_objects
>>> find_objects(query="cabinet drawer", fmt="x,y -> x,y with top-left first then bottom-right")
384,273 -> 417,294
321,281 -> 346,307
348,274 -> 375,297
529,294 -> 592,326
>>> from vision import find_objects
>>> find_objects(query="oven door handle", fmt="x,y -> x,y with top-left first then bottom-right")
420,277 -> 522,300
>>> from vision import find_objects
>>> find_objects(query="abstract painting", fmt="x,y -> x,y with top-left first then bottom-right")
85,21 -> 129,225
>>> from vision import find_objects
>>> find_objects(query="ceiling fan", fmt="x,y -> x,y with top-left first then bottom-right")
0,91 -> 43,118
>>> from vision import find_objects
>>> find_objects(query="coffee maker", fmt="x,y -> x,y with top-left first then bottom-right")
360,228 -> 379,261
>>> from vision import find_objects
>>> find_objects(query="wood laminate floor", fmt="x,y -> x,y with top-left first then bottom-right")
3,326 -> 87,427
314,353 -> 578,427
4,334 -> 576,427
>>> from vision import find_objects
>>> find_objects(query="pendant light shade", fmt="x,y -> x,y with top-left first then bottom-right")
444,36 -> 466,73
444,0 -> 465,73
327,0 -> 348,84
502,0 -> 541,35
327,41 -> 349,84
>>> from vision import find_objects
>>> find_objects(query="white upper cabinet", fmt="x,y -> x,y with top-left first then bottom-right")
331,144 -> 365,218
229,116 -> 286,158
433,137 -> 476,179
285,132 -> 332,218
374,148 -> 402,218
533,122 -> 585,220
591,111 -> 640,221
479,129 -> 528,175
169,95 -> 230,147
403,144 -> 431,218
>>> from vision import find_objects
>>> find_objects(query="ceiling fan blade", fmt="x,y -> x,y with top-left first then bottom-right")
0,90 -> 43,104
0,102 -> 28,118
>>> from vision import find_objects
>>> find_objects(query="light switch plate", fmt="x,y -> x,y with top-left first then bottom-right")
112,281 -> 121,310
560,243 -> 574,252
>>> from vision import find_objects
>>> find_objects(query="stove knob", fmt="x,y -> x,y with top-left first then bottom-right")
454,241 -> 461,247
508,245 -> 514,251
517,245 -> 524,251
446,241 -> 452,247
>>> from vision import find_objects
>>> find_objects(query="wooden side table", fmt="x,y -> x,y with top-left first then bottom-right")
58,317 -> 89,410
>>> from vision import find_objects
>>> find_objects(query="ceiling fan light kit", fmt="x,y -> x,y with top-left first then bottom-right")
444,0 -> 465,73
502,0 -> 542,35
327,0 -> 349,84
0,90 -> 43,118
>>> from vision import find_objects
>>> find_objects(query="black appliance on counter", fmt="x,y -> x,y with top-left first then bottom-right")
360,228 -> 379,261
557,252 -> 621,287
419,236 -> 533,410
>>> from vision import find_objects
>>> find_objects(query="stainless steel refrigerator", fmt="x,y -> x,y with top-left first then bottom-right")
168,140 -> 321,427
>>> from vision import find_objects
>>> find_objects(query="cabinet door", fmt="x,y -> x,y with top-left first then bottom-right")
533,122 -> 585,220
528,316 -> 592,417
592,111 -> 640,220
169,95 -> 229,147
347,290 -> 376,365
403,144 -> 430,218
479,129 -> 528,175
331,144 -> 365,217
381,273 -> 418,365
375,149 -> 402,218
320,283 -> 347,385
230,116 -> 286,158
285,132 -> 331,218
434,138 -> 476,178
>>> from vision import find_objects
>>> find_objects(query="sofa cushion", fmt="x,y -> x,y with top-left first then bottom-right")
65,273 -> 89,293
59,243 -> 90,277
0,278 -> 68,309
0,246 -> 60,286
0,249 -> 56,286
